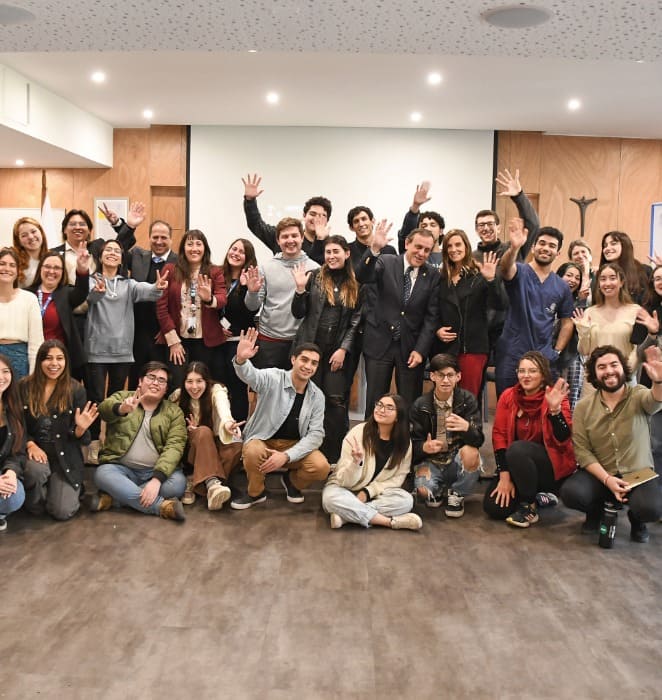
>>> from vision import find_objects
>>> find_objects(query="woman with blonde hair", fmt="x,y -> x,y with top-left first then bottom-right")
12,217 -> 49,288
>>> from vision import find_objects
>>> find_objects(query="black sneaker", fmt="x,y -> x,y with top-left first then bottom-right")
230,491 -> 267,510
506,502 -> 539,528
628,510 -> 650,543
281,472 -> 304,504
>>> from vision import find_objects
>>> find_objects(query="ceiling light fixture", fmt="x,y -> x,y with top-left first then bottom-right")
567,98 -> 581,111
427,72 -> 442,86
91,71 -> 106,84
482,5 -> 552,28
142,108 -> 154,120
248,49 -> 258,53
410,111 -> 422,123
266,92 -> 280,105
15,158 -> 24,166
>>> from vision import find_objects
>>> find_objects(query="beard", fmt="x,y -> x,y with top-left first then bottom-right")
594,373 -> 626,393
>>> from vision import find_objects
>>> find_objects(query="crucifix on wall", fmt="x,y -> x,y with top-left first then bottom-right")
570,196 -> 597,238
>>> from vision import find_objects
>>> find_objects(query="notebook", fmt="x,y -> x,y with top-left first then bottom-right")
622,468 -> 659,489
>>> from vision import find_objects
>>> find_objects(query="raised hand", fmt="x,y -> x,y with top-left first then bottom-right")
313,220 -> 331,241
347,435 -> 364,464
76,241 -> 91,273
636,307 -> 659,335
507,217 -> 528,250
242,173 -> 264,200
126,201 -> 146,228
371,219 -> 393,253
643,345 -> 662,383
545,378 -> 568,414
75,401 -> 99,432
411,181 -> 432,212
477,250 -> 498,281
92,273 -> 106,294
648,250 -> 662,268
120,388 -> 142,415
291,261 -> 311,293
245,266 -> 263,293
99,202 -> 119,226
186,414 -> 198,433
572,307 -> 588,326
155,268 -> 169,291
236,328 -> 260,364
197,273 -> 212,302
495,168 -> 522,197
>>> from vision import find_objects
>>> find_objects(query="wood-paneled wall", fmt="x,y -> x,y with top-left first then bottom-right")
496,131 -> 662,264
0,125 -> 187,249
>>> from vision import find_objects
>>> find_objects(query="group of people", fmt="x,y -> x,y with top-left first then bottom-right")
1,168 -> 661,544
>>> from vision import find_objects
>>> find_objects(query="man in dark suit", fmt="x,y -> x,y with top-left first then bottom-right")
126,220 -> 178,388
356,224 -> 440,416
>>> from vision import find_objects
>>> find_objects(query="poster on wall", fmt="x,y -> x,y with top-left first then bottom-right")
94,197 -> 129,240
652,203 -> 662,258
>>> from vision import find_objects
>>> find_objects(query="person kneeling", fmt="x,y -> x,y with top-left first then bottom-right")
92,362 -> 187,521
484,351 -> 576,528
411,353 -> 484,517
322,393 -> 421,531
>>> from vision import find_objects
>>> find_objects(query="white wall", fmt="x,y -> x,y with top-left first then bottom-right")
189,126 -> 494,264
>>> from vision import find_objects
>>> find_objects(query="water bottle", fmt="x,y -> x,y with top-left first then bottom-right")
598,502 -> 618,549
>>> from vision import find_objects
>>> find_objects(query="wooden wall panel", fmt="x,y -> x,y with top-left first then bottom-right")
149,126 -> 187,187
151,186 -> 186,250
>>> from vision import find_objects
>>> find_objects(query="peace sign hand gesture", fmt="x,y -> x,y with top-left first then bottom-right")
76,241 -> 91,274
347,435 -> 364,464
155,268 -> 169,291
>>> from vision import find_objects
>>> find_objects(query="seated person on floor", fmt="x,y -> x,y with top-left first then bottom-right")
484,351 -> 576,529
410,353 -> 484,517
322,393 -> 421,531
91,362 -> 187,522
230,328 -> 330,509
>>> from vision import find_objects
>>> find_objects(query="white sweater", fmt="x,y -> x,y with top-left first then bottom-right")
0,290 -> 44,372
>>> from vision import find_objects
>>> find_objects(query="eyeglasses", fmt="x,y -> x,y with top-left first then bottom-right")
517,368 -> 541,376
434,371 -> 457,380
476,222 -> 497,229
375,401 -> 396,412
144,374 -> 168,386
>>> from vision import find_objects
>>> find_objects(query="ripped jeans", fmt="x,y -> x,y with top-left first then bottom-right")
414,450 -> 483,499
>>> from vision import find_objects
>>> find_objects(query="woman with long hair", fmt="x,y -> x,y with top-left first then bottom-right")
169,361 -> 243,511
0,247 -> 43,378
0,353 -> 27,532
574,262 -> 657,394
85,239 -> 167,460
291,235 -> 362,462
216,237 -> 258,422
27,249 -> 90,375
321,393 -> 422,530
555,262 -> 587,410
483,351 -> 576,528
12,217 -> 49,289
21,340 -> 97,520
157,230 -> 227,388
434,229 -> 502,398
599,230 -> 651,304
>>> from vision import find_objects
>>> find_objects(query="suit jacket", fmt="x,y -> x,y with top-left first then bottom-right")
128,247 -> 178,282
356,251 -> 440,360
156,263 -> 227,347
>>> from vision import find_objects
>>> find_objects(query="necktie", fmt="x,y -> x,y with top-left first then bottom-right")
153,257 -> 164,264
403,266 -> 413,304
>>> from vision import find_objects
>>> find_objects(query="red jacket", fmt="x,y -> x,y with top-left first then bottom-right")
156,264 -> 227,347
492,387 -> 576,480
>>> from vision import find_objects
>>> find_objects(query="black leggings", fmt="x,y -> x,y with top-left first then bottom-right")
483,441 -> 557,519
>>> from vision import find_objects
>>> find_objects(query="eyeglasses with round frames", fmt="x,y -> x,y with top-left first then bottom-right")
374,401 -> 396,412
144,373 -> 168,386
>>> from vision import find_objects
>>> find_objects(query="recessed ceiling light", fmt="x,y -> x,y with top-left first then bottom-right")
248,49 -> 258,53
142,108 -> 154,119
15,158 -> 24,166
567,98 -> 581,111
91,71 -> 106,84
482,5 -> 551,28
410,111 -> 422,123
266,92 -> 280,105
427,72 -> 442,86
635,59 -> 645,64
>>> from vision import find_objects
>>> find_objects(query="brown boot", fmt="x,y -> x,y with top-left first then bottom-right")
159,499 -> 186,522
90,492 -> 113,512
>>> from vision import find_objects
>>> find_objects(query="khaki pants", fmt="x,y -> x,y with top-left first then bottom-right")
242,438 -> 330,497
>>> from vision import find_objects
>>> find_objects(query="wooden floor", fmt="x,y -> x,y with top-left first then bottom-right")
4,448 -> 662,700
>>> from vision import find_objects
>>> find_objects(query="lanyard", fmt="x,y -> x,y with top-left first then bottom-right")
37,288 -> 54,318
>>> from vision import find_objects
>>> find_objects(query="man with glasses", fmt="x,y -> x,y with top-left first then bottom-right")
230,329 -> 330,509
91,362 -> 188,521
410,354 -> 484,516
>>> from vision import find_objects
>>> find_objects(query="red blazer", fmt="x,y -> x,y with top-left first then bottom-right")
492,387 -> 576,480
156,264 -> 227,347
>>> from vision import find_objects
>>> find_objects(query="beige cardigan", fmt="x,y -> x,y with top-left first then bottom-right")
328,423 -> 412,500
169,383 -> 235,444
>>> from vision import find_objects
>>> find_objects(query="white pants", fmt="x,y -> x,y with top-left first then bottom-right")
322,483 -> 413,528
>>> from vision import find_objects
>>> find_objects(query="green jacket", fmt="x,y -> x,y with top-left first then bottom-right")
99,391 -> 187,482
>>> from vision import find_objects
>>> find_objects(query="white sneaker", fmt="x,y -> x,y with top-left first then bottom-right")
330,513 -> 345,529
207,482 -> 232,511
182,479 -> 196,505
390,513 -> 423,531
445,490 -> 465,518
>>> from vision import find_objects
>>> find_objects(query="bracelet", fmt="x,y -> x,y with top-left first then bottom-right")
603,474 -> 612,486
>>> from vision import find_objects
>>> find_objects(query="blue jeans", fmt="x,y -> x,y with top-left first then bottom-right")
94,463 -> 186,515
322,483 -> 414,528
414,451 -> 482,499
0,480 -> 25,517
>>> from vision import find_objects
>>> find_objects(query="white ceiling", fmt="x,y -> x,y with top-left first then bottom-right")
0,0 -> 661,167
